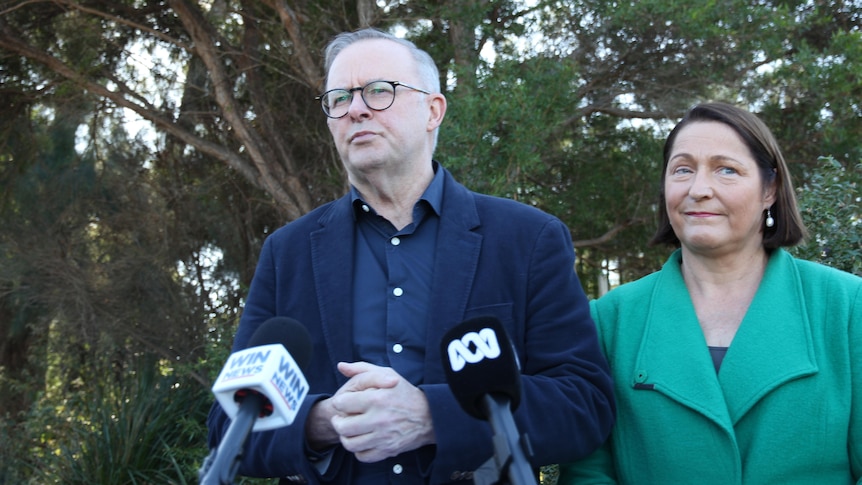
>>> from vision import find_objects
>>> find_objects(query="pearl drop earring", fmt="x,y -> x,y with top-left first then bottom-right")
765,208 -> 775,228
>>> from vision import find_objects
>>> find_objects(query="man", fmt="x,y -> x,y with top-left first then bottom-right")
207,28 -> 615,484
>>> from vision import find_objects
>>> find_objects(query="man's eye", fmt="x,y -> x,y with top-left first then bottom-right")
366,87 -> 390,96
330,93 -> 350,106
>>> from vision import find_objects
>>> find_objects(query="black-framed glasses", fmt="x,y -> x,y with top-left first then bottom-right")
315,80 -> 430,119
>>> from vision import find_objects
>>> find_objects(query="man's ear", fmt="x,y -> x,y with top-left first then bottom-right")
426,93 -> 447,132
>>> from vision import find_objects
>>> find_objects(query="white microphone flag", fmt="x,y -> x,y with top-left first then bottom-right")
212,343 -> 309,431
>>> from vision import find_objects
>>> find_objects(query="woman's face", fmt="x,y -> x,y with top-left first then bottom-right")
664,121 -> 776,258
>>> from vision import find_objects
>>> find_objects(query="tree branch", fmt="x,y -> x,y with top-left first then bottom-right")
54,0 -> 193,51
0,16 -> 266,196
263,0 -> 322,90
572,216 -> 650,248
170,0 -> 311,218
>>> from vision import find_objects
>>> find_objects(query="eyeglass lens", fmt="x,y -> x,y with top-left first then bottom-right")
321,81 -> 396,118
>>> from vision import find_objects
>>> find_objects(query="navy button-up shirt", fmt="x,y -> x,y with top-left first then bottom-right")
349,164 -> 443,386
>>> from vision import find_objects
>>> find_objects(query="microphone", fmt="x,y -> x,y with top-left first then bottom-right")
441,316 -> 537,485
200,317 -> 312,485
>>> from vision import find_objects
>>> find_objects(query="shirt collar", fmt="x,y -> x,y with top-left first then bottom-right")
350,161 -> 444,218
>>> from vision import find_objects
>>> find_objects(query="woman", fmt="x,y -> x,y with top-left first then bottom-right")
560,102 -> 861,484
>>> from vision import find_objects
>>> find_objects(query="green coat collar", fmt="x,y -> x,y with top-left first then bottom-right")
632,249 -> 818,427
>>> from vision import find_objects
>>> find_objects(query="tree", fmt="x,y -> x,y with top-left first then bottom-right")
3,0 -> 859,285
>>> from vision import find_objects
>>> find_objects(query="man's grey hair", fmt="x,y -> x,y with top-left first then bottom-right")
323,28 -> 441,94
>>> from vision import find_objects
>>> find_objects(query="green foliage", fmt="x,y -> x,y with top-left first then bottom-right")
0,354 -> 206,484
0,313 -> 264,484
34,360 -> 207,484
443,55 -> 582,196
752,30 -> 862,176
437,0 -> 862,295
541,463 -> 560,484
792,156 -> 862,276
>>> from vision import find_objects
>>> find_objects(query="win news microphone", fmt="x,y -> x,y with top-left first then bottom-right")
441,316 -> 537,485
200,317 -> 312,485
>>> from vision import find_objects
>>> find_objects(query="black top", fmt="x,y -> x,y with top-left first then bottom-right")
708,346 -> 729,372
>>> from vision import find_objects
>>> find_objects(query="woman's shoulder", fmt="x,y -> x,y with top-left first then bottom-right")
597,251 -> 682,302
606,271 -> 663,297
780,249 -> 862,289
591,269 -> 667,320
770,250 -> 862,312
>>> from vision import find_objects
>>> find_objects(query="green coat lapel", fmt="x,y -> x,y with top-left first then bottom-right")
632,249 -> 818,431
633,250 -> 732,430
718,249 -> 818,423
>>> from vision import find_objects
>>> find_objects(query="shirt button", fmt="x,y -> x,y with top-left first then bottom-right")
392,464 -> 403,474
393,287 -> 403,297
391,237 -> 400,246
361,204 -> 370,213
393,343 -> 403,353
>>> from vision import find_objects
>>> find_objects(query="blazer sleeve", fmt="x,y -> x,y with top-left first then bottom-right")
206,234 -> 347,482
557,298 -> 619,484
424,217 -> 616,482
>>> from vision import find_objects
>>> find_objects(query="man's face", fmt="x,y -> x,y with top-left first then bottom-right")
325,39 -> 438,180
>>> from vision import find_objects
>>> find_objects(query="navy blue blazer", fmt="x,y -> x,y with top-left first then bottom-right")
208,166 -> 615,484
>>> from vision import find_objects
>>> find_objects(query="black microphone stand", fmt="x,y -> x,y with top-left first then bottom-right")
472,393 -> 537,485
199,393 -> 266,485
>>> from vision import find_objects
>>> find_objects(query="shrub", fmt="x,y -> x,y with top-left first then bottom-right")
792,156 -> 862,276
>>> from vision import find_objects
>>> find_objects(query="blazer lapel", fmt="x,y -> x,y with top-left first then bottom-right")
422,172 -> 482,384
310,196 -> 357,382
718,249 -> 817,423
634,257 -> 733,429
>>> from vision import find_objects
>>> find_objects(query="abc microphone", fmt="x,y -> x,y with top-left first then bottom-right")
200,317 -> 312,485
441,316 -> 537,485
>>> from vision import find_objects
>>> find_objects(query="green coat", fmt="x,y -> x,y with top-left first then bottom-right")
560,249 -> 862,484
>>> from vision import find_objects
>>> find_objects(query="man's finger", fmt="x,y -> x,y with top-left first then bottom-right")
337,362 -> 399,392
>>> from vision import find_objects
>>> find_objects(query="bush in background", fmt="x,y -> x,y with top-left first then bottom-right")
792,156 -> 862,276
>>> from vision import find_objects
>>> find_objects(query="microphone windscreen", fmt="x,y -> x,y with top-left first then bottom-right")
213,316 -> 313,430
246,317 -> 312,371
441,316 -> 522,419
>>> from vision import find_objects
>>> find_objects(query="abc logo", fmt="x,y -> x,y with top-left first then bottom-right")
447,327 -> 501,372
